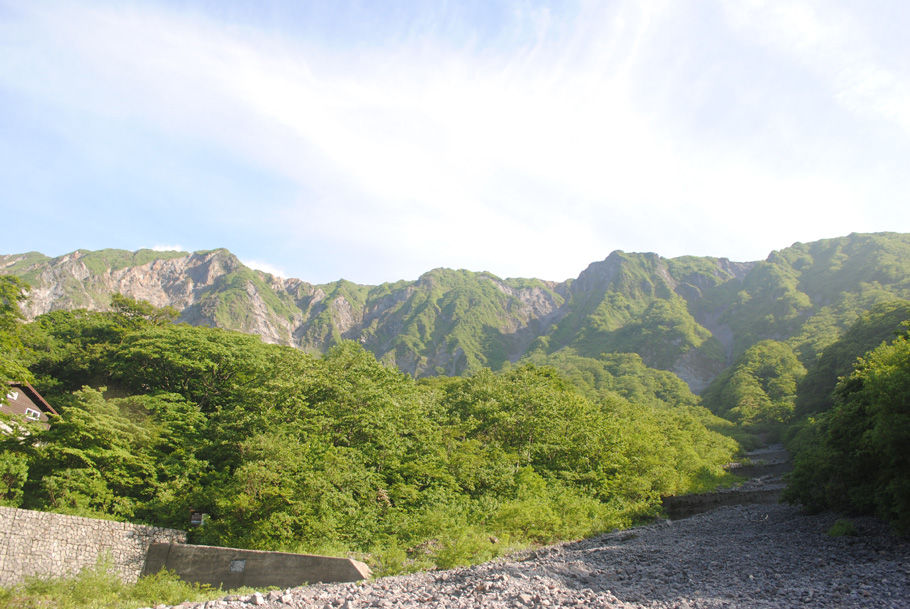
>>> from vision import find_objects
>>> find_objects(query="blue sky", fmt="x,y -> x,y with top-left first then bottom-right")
1,0 -> 908,284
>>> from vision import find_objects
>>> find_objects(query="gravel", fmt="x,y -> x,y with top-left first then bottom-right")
161,503 -> 909,609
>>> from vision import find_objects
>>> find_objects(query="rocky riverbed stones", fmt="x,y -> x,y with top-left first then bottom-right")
155,503 -> 908,609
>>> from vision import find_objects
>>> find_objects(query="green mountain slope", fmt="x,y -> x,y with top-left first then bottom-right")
536,251 -> 745,390
2,232 -> 909,392
728,233 -> 910,361
359,269 -> 565,376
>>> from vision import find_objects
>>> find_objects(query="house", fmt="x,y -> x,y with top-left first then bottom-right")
2,382 -> 58,430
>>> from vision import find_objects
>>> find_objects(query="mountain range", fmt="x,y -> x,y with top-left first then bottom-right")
3,232 -> 909,392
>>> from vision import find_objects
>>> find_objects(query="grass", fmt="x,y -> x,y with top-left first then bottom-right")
0,558 -> 244,609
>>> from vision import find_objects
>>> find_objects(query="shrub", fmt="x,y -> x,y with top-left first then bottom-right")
828,519 -> 858,537
0,558 -> 216,609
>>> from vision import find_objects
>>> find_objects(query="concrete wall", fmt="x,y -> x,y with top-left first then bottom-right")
0,506 -> 186,586
143,543 -> 372,590
662,485 -> 784,520
0,506 -> 371,591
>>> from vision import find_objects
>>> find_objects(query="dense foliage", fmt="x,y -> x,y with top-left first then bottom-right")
0,298 -> 738,572
538,252 -> 729,385
794,300 -> 910,417
702,340 -> 806,431
783,329 -> 910,532
0,277 -> 32,384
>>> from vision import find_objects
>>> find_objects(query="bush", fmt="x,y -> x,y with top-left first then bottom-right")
828,519 -> 858,537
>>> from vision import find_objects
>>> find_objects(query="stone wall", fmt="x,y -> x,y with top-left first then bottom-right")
0,506 -> 186,586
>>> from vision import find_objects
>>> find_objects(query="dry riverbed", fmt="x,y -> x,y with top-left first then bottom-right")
161,503 -> 909,609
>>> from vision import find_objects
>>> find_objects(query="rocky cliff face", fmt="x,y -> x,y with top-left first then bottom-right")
10,250 -> 213,317
4,249 -> 306,345
4,232 -> 909,390
0,249 -> 574,377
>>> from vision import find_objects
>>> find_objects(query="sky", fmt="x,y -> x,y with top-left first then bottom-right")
1,0 -> 908,285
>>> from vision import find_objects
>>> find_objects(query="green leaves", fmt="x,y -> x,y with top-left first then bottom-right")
8,387 -> 208,524
6,234 -> 910,393
795,300 -> 910,417
703,340 -> 806,428
784,331 -> 910,532
22,387 -> 156,519
4,233 -> 910,569
0,275 -> 33,384
111,325 -> 271,410
110,293 -> 179,327
3,301 -> 741,570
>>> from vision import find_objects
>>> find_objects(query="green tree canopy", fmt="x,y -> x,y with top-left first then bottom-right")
795,300 -> 910,418
110,293 -> 179,327
5,387 -> 206,525
0,276 -> 32,384
702,340 -> 806,428
1,301 -> 741,571
784,330 -> 910,532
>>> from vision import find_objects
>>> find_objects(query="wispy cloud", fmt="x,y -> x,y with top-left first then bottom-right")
150,244 -> 185,253
719,0 -> 910,134
1,0 -> 908,283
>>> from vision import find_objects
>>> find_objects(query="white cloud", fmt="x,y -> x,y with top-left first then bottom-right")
150,244 -> 185,252
1,1 -> 908,282
242,259 -> 286,278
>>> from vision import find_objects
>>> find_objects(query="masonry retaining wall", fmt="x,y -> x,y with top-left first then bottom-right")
0,506 -> 186,586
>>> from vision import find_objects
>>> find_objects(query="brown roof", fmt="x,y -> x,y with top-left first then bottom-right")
6,382 -> 59,417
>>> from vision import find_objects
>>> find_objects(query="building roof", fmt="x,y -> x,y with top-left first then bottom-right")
6,382 -> 59,417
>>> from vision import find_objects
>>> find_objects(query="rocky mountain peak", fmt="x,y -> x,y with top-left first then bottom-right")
3,232 -> 908,389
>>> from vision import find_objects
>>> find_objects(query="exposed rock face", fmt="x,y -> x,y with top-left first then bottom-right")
8,249 -> 307,346
571,251 -> 626,297
4,232 -> 909,389
331,296 -> 361,335
2,249 -> 578,377
671,347 -> 723,394
0,244 -> 818,391
18,251 -> 215,317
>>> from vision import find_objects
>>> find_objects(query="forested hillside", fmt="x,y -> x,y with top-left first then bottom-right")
3,233 -> 909,394
0,287 -> 737,572
2,231 -> 910,566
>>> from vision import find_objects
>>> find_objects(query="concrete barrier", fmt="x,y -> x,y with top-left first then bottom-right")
142,543 -> 371,590
662,485 -> 784,520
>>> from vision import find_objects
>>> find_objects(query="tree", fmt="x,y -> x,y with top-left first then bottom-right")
703,340 -> 806,428
5,387 -> 207,526
110,324 -> 272,411
0,276 -> 33,385
110,293 -> 179,327
17,387 -> 158,519
784,330 -> 910,532
24,310 -> 128,398
795,300 -> 910,417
